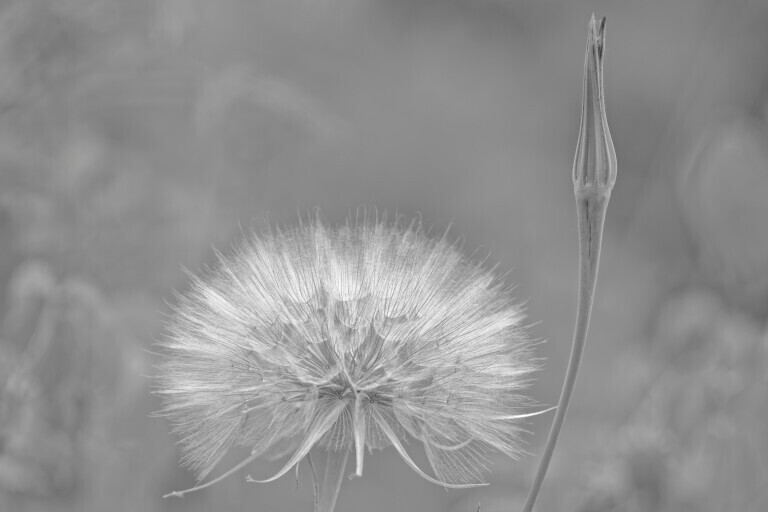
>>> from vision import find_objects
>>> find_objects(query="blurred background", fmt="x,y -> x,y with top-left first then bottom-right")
1,0 -> 767,511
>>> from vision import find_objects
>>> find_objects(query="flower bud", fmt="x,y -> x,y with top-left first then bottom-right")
573,14 -> 617,198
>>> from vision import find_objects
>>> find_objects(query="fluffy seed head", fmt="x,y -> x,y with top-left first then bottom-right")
156,215 -> 539,492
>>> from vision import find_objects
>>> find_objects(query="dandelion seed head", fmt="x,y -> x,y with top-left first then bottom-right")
156,215 -> 539,489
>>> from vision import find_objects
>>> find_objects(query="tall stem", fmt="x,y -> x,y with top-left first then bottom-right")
315,450 -> 349,512
521,198 -> 606,512
521,14 -> 616,512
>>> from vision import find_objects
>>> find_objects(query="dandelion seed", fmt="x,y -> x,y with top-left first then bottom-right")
155,214 -> 540,499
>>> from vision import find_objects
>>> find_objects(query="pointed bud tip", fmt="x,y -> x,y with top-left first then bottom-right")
588,14 -> 607,59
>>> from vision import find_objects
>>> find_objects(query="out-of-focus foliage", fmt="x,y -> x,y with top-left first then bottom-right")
0,0 -> 220,295
0,0 -> 766,511
678,118 -> 768,315
0,261 -> 158,507
578,288 -> 768,512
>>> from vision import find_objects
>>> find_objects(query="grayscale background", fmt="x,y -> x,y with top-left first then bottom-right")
1,1 -> 767,511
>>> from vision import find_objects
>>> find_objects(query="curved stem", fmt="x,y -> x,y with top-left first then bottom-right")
521,197 -> 606,512
315,450 -> 349,512
521,13 -> 615,511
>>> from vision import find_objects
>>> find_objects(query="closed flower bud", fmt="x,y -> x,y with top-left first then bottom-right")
573,14 -> 617,200
156,215 -> 540,497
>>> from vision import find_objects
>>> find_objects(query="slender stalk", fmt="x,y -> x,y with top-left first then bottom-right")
315,450 -> 349,512
521,197 -> 606,512
521,14 -> 616,512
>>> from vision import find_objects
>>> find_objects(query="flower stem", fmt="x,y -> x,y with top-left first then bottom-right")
521,14 -> 615,512
315,450 -> 349,512
521,197 -> 607,512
